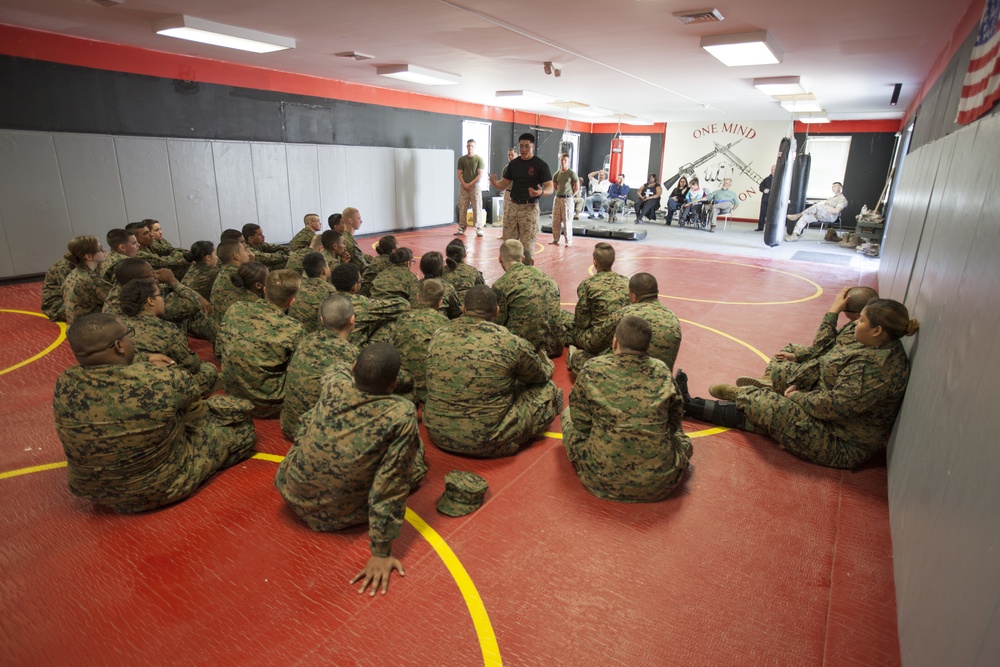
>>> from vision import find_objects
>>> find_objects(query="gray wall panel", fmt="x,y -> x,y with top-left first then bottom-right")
212,142 -> 257,234
52,134 -> 127,239
0,209 -> 16,277
285,144 -> 321,227
116,137 -> 177,240
366,148 -> 397,235
0,131 -> 72,275
167,140 -> 221,247
342,146 -> 377,234
251,143 -> 294,244
317,145 -> 348,220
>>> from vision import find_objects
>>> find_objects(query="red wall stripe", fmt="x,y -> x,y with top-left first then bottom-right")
793,120 -> 902,134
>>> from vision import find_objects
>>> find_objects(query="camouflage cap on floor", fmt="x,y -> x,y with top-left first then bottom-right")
436,471 -> 488,517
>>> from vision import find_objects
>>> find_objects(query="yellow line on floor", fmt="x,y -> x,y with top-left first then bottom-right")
0,309 -> 67,376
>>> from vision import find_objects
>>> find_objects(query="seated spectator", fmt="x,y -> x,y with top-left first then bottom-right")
424,285 -> 563,458
634,174 -> 663,223
287,252 -> 337,333
584,169 -> 611,219
280,293 -> 358,438
564,315 -> 693,502
701,178 -> 739,232
181,240 -> 219,301
786,182 -> 848,241
331,263 -> 410,347
606,173 -> 631,223
678,177 -> 708,227
129,221 -> 188,279
441,238 -> 485,304
41,254 -> 74,322
242,223 -> 289,270
663,177 -> 690,226
679,298 -> 918,470
332,207 -> 372,269
62,236 -> 110,325
275,343 -> 426,596
104,259 -> 204,338
320,229 -> 349,277
410,251 -> 462,319
289,213 -> 322,251
493,240 -> 567,358
360,235 -> 399,296
210,241 -> 254,327
98,228 -> 139,284
285,234 -> 325,275
566,243 -> 630,371
370,247 -> 418,301
53,313 -> 256,513
119,277 -> 219,396
218,269 -> 304,418
144,219 -> 186,261
393,279 -> 450,403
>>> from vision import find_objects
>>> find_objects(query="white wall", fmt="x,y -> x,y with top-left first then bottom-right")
0,130 -> 453,278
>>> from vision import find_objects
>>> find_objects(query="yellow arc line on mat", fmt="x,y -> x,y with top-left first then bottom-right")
0,309 -> 67,376
0,461 -> 67,480
547,428 -> 728,440
679,318 -> 770,362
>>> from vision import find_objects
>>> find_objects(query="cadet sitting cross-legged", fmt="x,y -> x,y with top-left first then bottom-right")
41,251 -> 74,322
441,238 -> 485,304
360,235 -> 398,296
320,229 -> 349,279
280,292 -> 359,439
129,221 -> 189,279
53,313 -> 257,513
331,263 -> 410,347
98,228 -> 139,284
285,233 -> 325,275
210,241 -> 255,328
409,251 -> 462,319
62,235 -> 110,326
287,252 -> 338,333
275,343 -> 426,596
218,269 -> 305,418
423,285 -> 564,458
289,213 -> 322,251
564,315 -> 692,502
370,247 -> 418,302
392,278 -> 450,404
242,223 -> 289,270
119,277 -> 219,396
565,242 -> 630,373
492,239 -> 567,358
181,240 -> 220,301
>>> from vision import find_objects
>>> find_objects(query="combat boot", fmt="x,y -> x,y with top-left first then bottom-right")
709,383 -> 739,400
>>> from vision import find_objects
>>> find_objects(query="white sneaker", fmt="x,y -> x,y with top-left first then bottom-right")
476,230 -> 484,237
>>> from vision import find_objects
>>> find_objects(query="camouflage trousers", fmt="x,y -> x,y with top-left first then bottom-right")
458,186 -> 484,232
186,310 -> 218,346
551,196 -> 573,244
192,361 -> 221,397
736,387 -> 875,469
503,202 -> 540,259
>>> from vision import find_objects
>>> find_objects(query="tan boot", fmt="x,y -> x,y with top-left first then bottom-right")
736,375 -> 772,389
709,383 -> 740,401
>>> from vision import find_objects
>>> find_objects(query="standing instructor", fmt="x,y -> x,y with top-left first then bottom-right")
489,133 -> 553,265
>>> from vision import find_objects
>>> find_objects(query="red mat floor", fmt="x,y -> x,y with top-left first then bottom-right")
0,229 -> 897,666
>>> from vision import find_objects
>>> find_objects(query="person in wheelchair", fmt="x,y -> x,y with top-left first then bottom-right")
677,177 -> 708,227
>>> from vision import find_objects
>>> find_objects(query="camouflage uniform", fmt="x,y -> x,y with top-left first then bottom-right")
424,316 -> 564,457
409,278 -> 463,320
41,258 -> 73,321
53,362 -> 256,513
577,297 -> 682,373
766,314 -> 860,392
321,250 -> 342,276
280,331 -> 358,438
181,263 -> 219,301
568,271 -> 630,353
359,254 -> 392,297
564,353 -> 692,502
389,306 -> 449,403
343,233 -> 371,270
62,266 -> 111,326
736,339 -> 911,469
287,276 -> 338,334
442,263 -> 485,303
247,242 -> 289,270
136,246 -> 189,280
342,293 -> 410,347
275,365 -> 426,557
493,262 -> 566,357
149,238 -> 180,258
106,281 -> 217,345
283,247 -> 312,275
98,250 -> 129,284
288,226 -> 316,251
210,265 -> 252,328
370,265 -> 418,302
218,299 -> 304,418
123,312 -> 219,396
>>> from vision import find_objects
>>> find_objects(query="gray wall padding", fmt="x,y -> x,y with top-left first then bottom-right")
0,130 -> 453,278
883,112 -> 1000,667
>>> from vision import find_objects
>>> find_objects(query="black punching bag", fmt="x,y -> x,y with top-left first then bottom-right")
764,136 -> 796,247
788,152 -> 811,216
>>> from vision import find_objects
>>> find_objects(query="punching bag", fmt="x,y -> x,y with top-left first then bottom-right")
609,138 -> 624,181
764,136 -> 797,247
788,152 -> 811,217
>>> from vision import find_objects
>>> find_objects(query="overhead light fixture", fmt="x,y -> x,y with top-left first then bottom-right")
495,90 -> 556,103
700,30 -> 782,66
796,113 -> 830,124
753,76 -> 805,96
673,8 -> 724,25
616,114 -> 653,125
574,106 -> 614,117
781,100 -> 824,112
890,83 -> 902,106
152,15 -> 295,54
335,51 -> 374,61
549,100 -> 588,109
376,64 -> 460,86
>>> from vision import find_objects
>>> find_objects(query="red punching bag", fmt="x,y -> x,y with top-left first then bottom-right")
609,138 -> 624,181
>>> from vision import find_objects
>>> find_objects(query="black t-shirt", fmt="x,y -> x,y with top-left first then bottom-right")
502,156 -> 552,202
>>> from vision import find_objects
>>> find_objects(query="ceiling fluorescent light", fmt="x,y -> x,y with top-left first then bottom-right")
781,100 -> 823,112
376,64 -> 460,86
700,30 -> 781,66
753,76 -> 804,96
574,106 -> 613,117
796,113 -> 830,124
152,15 -> 295,54
495,90 -> 555,103
549,100 -> 589,109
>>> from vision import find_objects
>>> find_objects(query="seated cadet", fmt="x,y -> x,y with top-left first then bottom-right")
289,213 -> 322,251
287,252 -> 337,333
392,279 -> 450,403
330,263 -> 410,347
493,239 -> 567,358
409,251 -> 462,319
276,343 -> 425,597
53,313 -> 256,513
360,235 -> 398,296
442,238 -> 485,304
128,221 -> 189,279
281,293 -> 359,439
62,236 -> 110,326
334,207 -> 373,269
98,228 -> 140,284
210,240 -> 253,327
679,298 -> 918,470
424,285 -> 564,458
119,278 -> 218,396
144,219 -> 186,260
786,182 -> 848,241
565,242 -> 630,372
41,253 -> 74,322
564,315 -> 693,502
242,223 -> 289,270
370,247 -> 418,301
320,229 -> 350,278
218,269 -> 304,418
181,241 -> 219,301
285,234 -> 325,275
582,272 -> 682,373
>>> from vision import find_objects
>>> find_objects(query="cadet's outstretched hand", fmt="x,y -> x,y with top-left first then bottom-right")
147,353 -> 176,368
775,352 -> 797,362
351,556 -> 404,596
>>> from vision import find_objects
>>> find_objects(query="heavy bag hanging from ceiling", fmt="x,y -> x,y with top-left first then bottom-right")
609,137 -> 624,182
764,136 -> 796,247
788,151 -> 811,217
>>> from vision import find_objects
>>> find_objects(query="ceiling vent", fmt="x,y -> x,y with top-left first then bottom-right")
89,0 -> 125,7
673,8 -> 724,25
335,51 -> 374,61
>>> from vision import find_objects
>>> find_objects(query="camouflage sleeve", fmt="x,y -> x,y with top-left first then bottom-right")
163,282 -> 202,320
788,356 -> 890,421
796,312 -> 841,361
566,371 -> 594,446
367,406 -> 420,557
444,286 -> 462,320
573,282 -> 593,331
494,287 -> 509,326
511,336 -> 554,385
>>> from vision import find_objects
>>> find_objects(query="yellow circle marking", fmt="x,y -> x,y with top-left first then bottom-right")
0,309 -> 67,377
678,318 -> 770,362
0,452 -> 503,667
547,426 -> 726,439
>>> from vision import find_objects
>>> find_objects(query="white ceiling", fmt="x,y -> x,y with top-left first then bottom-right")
0,0 -> 960,124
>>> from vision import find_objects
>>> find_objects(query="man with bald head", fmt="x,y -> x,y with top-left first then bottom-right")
336,207 -> 372,269
53,313 -> 256,513
492,239 -> 567,358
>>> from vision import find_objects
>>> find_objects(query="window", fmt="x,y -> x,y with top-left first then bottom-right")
461,120 -> 491,191
559,132 -> 580,174
802,136 -> 851,199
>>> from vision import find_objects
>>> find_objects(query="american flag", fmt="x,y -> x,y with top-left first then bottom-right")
957,0 -> 1000,124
